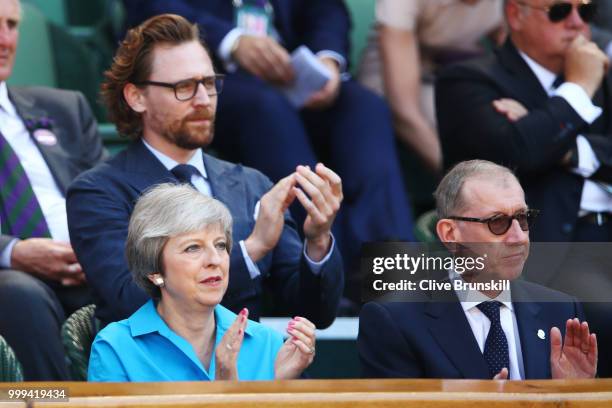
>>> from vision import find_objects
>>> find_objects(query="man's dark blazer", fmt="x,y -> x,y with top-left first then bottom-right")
358,280 -> 584,379
0,86 -> 106,252
436,40 -> 612,247
66,140 -> 343,328
122,0 -> 350,70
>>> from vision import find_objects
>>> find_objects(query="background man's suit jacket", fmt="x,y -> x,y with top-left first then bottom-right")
436,40 -> 612,246
0,86 -> 106,253
66,140 -> 344,328
358,280 -> 584,379
122,0 -> 351,69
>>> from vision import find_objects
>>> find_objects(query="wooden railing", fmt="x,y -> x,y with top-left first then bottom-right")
1,378 -> 611,407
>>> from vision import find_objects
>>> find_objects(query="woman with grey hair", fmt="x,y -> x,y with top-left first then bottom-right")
88,183 -> 316,381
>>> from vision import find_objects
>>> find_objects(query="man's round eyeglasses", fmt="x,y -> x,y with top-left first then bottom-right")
514,1 -> 597,23
135,75 -> 225,101
447,209 -> 540,236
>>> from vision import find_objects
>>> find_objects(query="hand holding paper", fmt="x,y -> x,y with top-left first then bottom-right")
304,57 -> 341,109
279,46 -> 332,108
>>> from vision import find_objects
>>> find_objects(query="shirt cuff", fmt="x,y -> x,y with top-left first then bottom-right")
606,41 -> 612,60
0,238 -> 18,268
573,135 -> 601,178
303,233 -> 335,275
553,82 -> 603,124
218,28 -> 245,73
239,239 -> 262,279
315,50 -> 347,73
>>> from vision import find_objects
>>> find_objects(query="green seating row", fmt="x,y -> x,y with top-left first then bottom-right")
345,0 -> 376,76
61,304 -> 100,381
14,1 -> 125,121
23,0 -> 124,28
9,3 -> 106,119
0,335 -> 23,382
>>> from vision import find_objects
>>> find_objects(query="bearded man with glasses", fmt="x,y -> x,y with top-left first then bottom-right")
436,0 -> 612,376
359,160 -> 598,380
66,14 -> 344,331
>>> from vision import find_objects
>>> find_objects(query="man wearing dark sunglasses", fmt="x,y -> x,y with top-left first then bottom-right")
436,0 -> 612,375
514,0 -> 596,23
359,160 -> 597,380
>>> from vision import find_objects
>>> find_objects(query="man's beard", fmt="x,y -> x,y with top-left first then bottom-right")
163,110 -> 215,150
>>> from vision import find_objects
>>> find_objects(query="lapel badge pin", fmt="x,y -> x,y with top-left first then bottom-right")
537,329 -> 546,340
33,129 -> 58,146
24,116 -> 57,146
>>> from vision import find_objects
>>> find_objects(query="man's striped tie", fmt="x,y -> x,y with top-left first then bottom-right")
0,130 -> 51,238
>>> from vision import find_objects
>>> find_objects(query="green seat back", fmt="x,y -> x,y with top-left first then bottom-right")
48,24 -> 107,119
65,0 -> 107,26
8,3 -> 56,87
22,0 -> 67,25
414,210 -> 440,243
0,335 -> 23,382
12,3 -> 112,121
344,0 -> 376,74
99,123 -> 129,155
61,304 -> 99,381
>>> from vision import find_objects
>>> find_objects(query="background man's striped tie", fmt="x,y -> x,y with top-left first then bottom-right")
0,130 -> 51,238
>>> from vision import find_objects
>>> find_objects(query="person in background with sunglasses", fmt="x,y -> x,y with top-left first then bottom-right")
358,159 -> 598,380
436,0 -> 612,376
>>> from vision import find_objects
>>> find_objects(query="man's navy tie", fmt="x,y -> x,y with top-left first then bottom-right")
477,300 -> 510,378
171,164 -> 200,189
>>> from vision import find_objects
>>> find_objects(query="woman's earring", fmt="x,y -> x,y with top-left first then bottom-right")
153,276 -> 165,288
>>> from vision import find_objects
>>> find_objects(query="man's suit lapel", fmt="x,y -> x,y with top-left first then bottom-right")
512,282 -> 549,379
497,40 -> 550,107
203,154 -> 247,218
8,88 -> 73,193
425,291 -> 490,379
123,140 -> 177,192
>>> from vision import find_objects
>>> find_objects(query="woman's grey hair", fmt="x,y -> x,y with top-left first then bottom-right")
126,183 -> 233,299
434,160 -> 518,218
